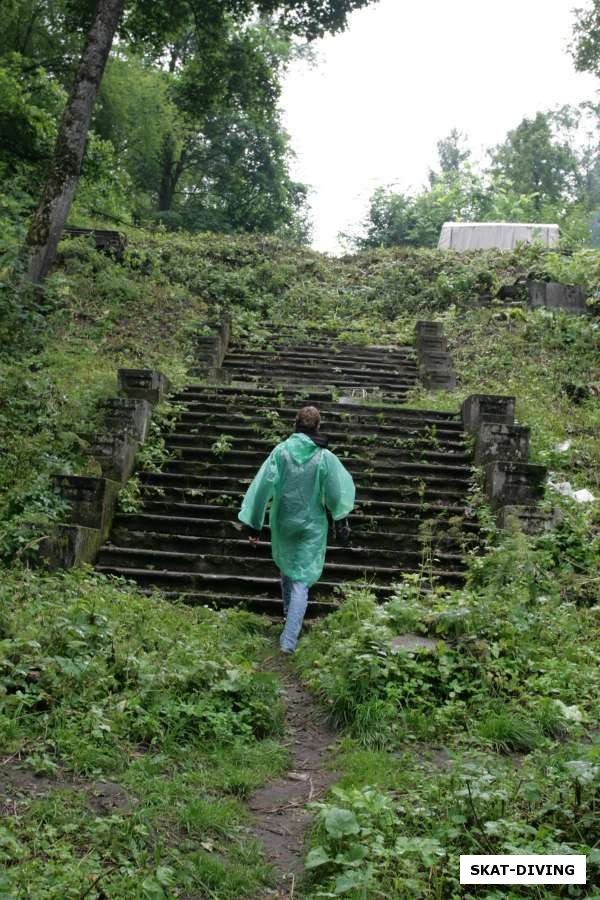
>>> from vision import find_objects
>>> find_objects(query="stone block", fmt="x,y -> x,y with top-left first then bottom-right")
528,281 -> 587,315
194,337 -> 222,369
484,461 -> 546,510
84,431 -> 139,484
461,394 -> 515,433
102,398 -> 152,442
422,370 -> 456,390
117,369 -> 170,404
497,505 -> 561,535
474,423 -> 530,465
187,365 -> 232,383
419,350 -> 452,368
62,227 -> 127,260
498,278 -> 528,301
419,356 -> 454,373
194,318 -> 232,370
52,475 -> 121,538
415,321 -> 443,337
39,523 -> 103,569
416,335 -> 449,353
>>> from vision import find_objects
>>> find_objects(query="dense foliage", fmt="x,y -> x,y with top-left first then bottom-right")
0,568 -> 285,897
0,0 -> 327,241
295,492 -> 600,896
350,109 -> 600,250
1,221 -> 599,895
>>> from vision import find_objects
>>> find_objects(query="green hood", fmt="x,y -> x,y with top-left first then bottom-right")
282,432 -> 322,464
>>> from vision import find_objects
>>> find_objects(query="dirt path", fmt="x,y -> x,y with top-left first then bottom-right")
249,656 -> 339,898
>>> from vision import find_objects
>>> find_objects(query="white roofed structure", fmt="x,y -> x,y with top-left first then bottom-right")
438,222 -> 560,251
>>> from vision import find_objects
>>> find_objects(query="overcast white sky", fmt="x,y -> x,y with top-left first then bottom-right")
281,0 -> 598,253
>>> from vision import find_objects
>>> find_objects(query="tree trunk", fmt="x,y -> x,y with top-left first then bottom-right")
158,137 -> 188,212
25,0 -> 125,284
158,139 -> 177,212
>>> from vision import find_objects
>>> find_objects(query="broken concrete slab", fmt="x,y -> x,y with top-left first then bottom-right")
498,505 -> 562,535
390,634 -> 441,653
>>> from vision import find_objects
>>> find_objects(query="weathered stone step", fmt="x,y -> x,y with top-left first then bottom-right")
225,349 -> 418,366
172,394 -> 462,429
173,391 -> 463,425
131,499 -> 476,523
167,419 -> 466,440
138,590 -> 338,617
219,368 -> 418,390
97,542 -> 467,574
164,431 -> 465,464
138,483 -> 471,508
172,406 -> 454,432
161,448 -> 472,471
222,356 -> 418,376
177,384 -> 335,403
108,526 -> 469,558
171,399 -> 460,428
111,514 -> 477,545
95,564 -> 466,595
173,408 -> 463,434
168,421 -> 466,462
160,458 -> 473,480
139,469 -> 471,494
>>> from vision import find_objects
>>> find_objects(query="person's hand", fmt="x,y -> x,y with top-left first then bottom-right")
337,520 -> 351,544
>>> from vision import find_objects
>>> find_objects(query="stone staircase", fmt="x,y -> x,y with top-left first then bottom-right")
95,327 -> 478,615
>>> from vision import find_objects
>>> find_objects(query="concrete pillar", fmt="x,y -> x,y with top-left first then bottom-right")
484,461 -> 546,510
84,431 -> 139,484
528,281 -> 587,315
102,398 -> 152,442
117,369 -> 170,404
461,395 -> 515,434
52,475 -> 121,539
474,423 -> 530,465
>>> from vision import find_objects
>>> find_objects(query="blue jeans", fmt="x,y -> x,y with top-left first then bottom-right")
280,575 -> 309,652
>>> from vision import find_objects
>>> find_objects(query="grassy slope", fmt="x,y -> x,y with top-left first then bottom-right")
1,228 -> 599,897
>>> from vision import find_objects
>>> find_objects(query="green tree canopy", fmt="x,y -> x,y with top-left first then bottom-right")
488,111 -> 583,212
571,0 -> 600,76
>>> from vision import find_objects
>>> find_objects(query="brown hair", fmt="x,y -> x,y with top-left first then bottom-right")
295,405 -> 321,432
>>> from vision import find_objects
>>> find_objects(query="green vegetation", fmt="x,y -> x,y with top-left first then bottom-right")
1,221 -> 598,896
296,508 -> 600,897
0,568 -> 285,897
2,1 -> 599,896
349,109 -> 600,250
2,0 -> 376,265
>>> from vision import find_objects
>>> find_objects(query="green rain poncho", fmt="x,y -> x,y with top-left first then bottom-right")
238,433 -> 355,587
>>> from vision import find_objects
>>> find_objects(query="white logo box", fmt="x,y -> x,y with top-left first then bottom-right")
460,855 -> 586,885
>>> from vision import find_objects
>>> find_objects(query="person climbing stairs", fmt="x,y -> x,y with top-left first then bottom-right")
95,325 -> 477,614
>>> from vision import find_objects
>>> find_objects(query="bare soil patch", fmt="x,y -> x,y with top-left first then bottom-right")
0,756 -> 134,817
249,656 -> 339,897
